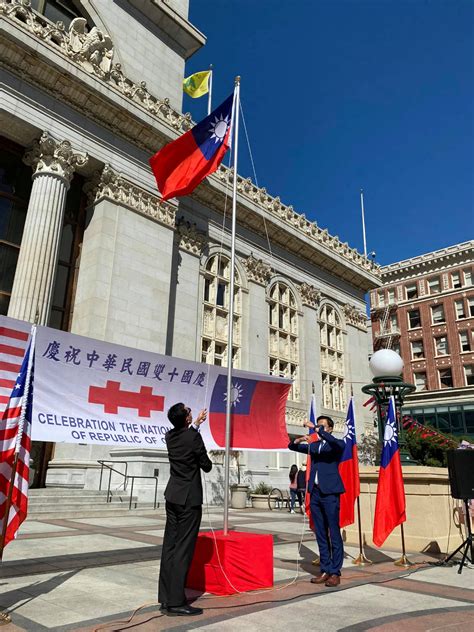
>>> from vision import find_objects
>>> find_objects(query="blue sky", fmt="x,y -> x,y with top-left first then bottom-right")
185,0 -> 473,266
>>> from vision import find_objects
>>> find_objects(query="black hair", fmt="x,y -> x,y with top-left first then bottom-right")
317,415 -> 334,429
289,464 -> 298,482
168,402 -> 188,428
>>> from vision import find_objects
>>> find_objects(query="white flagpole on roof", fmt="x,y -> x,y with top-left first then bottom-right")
223,76 -> 240,536
207,64 -> 213,116
360,189 -> 368,258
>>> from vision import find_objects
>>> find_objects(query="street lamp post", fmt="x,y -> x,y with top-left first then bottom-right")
362,349 -> 417,464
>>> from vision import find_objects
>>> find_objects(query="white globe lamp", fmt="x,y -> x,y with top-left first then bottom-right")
369,349 -> 404,378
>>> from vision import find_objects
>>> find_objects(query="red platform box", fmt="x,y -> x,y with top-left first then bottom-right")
186,530 -> 273,595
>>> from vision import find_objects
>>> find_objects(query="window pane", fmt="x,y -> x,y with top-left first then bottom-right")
408,309 -> 421,328
406,283 -> 418,299
428,277 -> 440,294
435,336 -> 449,355
439,369 -> 453,388
0,292 -> 10,316
0,243 -> 20,293
431,305 -> 445,323
455,300 -> 466,319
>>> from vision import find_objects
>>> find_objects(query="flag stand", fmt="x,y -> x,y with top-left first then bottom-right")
352,497 -> 373,566
223,77 -> 240,536
394,523 -> 413,567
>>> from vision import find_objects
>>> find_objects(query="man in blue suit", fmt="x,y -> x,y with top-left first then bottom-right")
289,415 -> 345,587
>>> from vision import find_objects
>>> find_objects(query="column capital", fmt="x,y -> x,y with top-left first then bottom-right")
343,303 -> 368,331
23,132 -> 88,185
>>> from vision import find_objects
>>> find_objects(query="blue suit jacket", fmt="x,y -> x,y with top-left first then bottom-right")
288,429 -> 345,495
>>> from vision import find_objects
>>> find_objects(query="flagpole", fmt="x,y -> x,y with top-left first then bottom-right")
394,523 -> 413,567
207,65 -> 213,116
360,189 -> 367,258
223,77 -> 240,536
352,497 -> 373,566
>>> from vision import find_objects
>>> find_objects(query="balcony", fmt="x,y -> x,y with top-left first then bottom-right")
375,326 -> 401,339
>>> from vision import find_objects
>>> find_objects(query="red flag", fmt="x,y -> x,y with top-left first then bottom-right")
0,332 -> 34,549
339,398 -> 360,528
304,395 -> 319,529
373,397 -> 406,547
149,93 -> 234,201
208,374 -> 290,449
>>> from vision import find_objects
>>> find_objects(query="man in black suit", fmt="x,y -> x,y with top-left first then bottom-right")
289,415 -> 345,587
158,403 -> 212,616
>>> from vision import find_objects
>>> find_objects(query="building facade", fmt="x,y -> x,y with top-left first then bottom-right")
370,241 -> 474,438
1,0 -> 380,497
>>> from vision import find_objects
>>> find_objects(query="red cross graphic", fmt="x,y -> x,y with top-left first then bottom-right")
88,381 -> 164,418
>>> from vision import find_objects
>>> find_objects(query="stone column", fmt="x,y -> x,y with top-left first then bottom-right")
8,132 -> 88,325
299,282 -> 322,403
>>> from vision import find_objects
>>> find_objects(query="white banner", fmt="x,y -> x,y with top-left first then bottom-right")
29,325 -> 291,451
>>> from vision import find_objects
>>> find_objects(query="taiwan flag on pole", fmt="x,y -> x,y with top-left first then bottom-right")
208,374 -> 290,450
373,396 -> 406,547
339,397 -> 360,528
149,92 -> 234,201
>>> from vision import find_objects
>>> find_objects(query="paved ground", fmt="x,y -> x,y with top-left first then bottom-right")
0,506 -> 473,631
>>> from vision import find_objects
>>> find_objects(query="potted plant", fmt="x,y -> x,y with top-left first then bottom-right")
250,481 -> 277,510
209,450 -> 250,508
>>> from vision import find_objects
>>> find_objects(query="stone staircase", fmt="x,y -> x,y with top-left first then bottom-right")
27,488 -> 160,520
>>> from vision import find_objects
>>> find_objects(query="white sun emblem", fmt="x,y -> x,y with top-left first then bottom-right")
384,420 -> 397,447
209,114 -> 230,144
343,422 -> 354,443
224,381 -> 243,407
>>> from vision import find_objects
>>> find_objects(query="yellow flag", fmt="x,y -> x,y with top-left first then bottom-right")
183,70 -> 211,98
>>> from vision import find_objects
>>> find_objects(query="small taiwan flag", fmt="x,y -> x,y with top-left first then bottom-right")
338,397 -> 360,528
208,374 -> 290,450
373,396 -> 406,547
149,93 -> 234,201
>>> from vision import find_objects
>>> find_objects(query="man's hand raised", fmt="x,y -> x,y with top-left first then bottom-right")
195,409 -> 208,426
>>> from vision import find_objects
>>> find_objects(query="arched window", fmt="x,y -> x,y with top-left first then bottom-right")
268,281 -> 299,400
320,304 -> 345,411
201,254 -> 242,367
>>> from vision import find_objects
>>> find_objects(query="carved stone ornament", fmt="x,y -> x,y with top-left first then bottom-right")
176,219 -> 206,255
0,0 -> 381,279
1,0 -> 193,134
68,18 -> 113,77
285,407 -> 306,427
84,164 -> 176,228
299,282 -> 321,308
242,254 -> 272,286
343,304 -> 368,331
23,131 -> 88,185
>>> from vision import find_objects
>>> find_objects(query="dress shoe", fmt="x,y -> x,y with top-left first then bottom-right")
325,574 -> 341,588
310,572 -> 329,584
166,604 -> 203,616
159,604 -> 167,612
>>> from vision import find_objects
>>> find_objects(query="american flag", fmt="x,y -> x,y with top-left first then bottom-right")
0,318 -> 34,550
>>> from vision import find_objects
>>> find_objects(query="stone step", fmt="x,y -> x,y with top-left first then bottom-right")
26,505 -> 162,520
29,488 -> 112,496
28,495 -> 132,506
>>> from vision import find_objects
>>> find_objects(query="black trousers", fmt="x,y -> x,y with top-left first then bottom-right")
158,500 -> 202,607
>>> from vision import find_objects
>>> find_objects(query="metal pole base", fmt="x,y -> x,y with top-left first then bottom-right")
311,556 -> 320,566
352,552 -> 373,566
394,554 -> 414,568
0,611 -> 11,626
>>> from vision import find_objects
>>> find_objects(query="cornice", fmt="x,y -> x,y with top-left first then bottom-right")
1,0 -> 381,291
382,241 -> 474,279
84,164 -> 176,228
